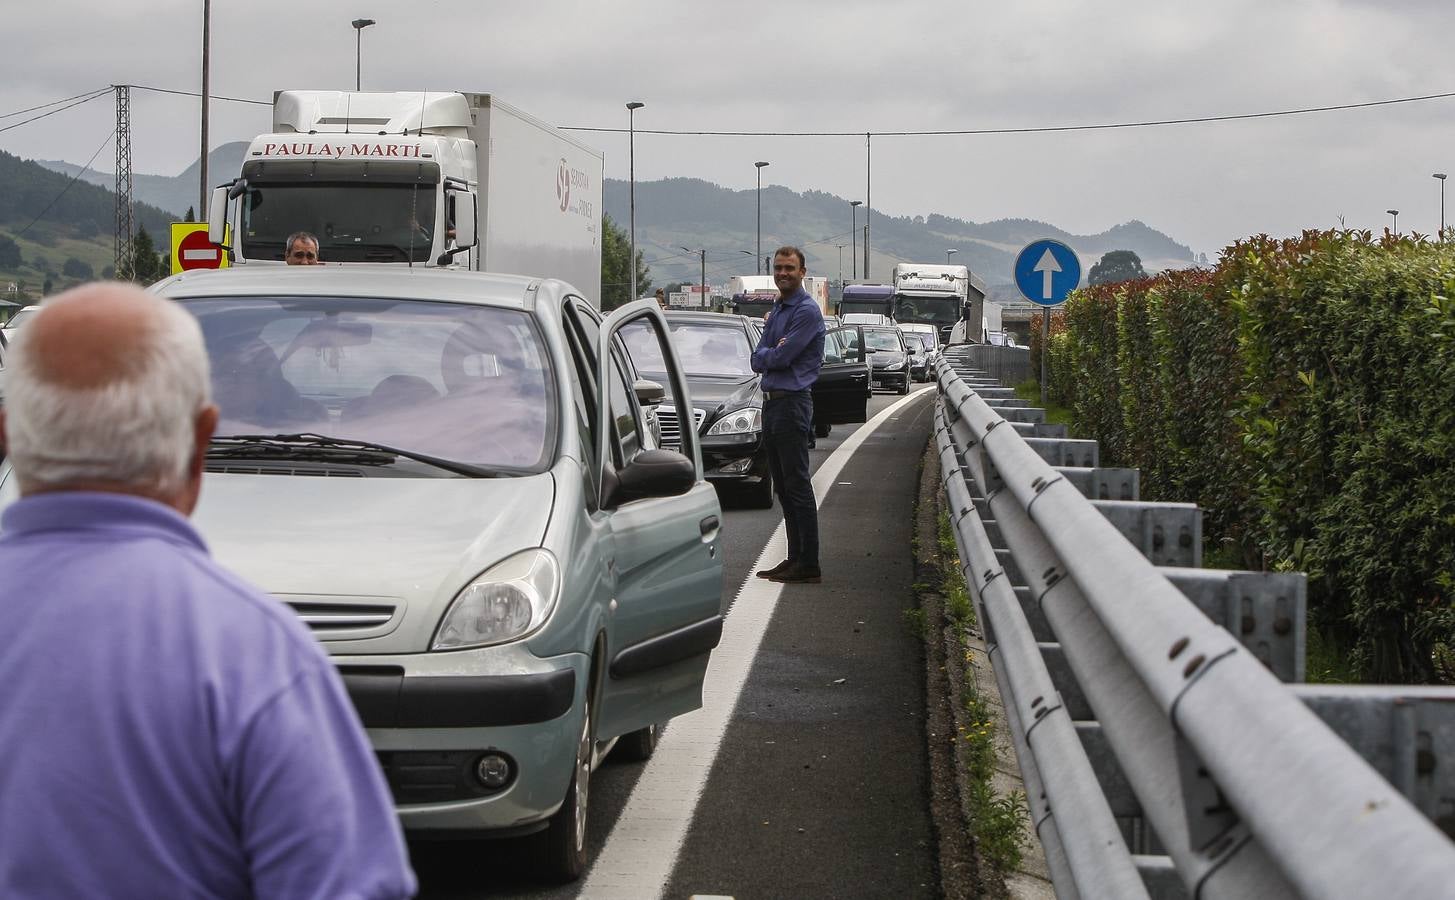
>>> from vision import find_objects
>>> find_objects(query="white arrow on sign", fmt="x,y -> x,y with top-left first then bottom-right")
1033,248 -> 1061,300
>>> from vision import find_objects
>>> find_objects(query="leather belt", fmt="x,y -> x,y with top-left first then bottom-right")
763,389 -> 808,401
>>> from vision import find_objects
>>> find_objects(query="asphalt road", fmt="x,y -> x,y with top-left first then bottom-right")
411,385 -> 939,899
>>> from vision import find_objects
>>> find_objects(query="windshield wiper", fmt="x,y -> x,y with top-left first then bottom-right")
209,433 -> 501,478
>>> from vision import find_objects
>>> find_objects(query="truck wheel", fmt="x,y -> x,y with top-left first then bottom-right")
544,686 -> 593,882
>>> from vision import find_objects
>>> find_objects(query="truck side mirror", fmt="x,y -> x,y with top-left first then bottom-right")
207,186 -> 230,247
452,192 -> 478,248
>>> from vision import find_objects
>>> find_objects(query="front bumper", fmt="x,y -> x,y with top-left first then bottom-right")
333,645 -> 589,834
871,369 -> 908,390
701,431 -> 768,482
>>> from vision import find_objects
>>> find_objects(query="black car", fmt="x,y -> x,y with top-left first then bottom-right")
619,311 -> 870,507
863,326 -> 911,394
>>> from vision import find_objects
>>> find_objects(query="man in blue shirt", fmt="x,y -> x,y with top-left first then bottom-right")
750,246 -> 826,583
0,283 -> 416,899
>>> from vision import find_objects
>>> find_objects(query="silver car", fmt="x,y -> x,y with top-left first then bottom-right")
134,266 -> 723,881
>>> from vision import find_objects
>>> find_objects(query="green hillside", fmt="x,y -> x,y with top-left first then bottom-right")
0,150 -> 177,304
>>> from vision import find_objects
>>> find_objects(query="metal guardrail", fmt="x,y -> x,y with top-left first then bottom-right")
943,344 -> 1031,386
931,348 -> 1455,900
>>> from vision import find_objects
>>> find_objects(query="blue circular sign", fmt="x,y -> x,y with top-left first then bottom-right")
1014,240 -> 1082,307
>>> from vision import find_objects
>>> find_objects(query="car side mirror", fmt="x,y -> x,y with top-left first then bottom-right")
611,448 -> 696,505
634,378 -> 665,408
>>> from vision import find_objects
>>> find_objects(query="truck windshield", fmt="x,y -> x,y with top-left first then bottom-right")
182,296 -> 555,473
240,183 -> 437,264
839,300 -> 891,317
732,299 -> 775,320
893,295 -> 961,326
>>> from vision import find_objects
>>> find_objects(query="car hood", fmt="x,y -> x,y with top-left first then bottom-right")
653,373 -> 761,421
870,351 -> 907,368
192,471 -> 554,653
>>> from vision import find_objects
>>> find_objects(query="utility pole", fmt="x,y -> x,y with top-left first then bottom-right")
864,133 -> 872,280
199,0 -> 211,218
114,85 -> 135,281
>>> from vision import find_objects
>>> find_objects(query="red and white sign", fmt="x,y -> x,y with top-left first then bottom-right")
170,223 -> 229,274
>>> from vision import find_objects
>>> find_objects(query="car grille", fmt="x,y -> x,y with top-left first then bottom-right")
282,598 -> 399,637
376,750 -> 506,805
206,463 -> 365,477
656,407 -> 706,449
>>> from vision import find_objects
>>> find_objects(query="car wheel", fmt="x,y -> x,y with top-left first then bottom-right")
544,685 -> 593,882
745,470 -> 774,509
814,423 -> 831,438
897,376 -> 910,395
613,722 -> 662,762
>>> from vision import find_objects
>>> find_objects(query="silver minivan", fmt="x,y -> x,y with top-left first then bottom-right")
134,266 -> 723,881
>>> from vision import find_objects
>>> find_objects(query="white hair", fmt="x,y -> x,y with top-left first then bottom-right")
5,293 -> 211,496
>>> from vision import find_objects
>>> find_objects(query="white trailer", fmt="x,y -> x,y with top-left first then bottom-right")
207,91 -> 605,304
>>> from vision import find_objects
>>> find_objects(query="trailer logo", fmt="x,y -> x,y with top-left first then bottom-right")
557,159 -> 571,212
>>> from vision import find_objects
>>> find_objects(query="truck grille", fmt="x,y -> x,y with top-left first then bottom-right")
656,408 -> 705,450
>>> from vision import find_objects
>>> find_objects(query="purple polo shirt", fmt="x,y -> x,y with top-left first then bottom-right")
750,287 -> 826,392
0,492 -> 416,900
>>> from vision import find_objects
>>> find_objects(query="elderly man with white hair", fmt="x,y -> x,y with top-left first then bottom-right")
0,282 -> 416,899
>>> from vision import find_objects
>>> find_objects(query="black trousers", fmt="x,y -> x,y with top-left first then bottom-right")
763,392 -> 818,568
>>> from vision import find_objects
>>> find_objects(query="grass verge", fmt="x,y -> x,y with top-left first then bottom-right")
1013,379 -> 1075,428
937,508 -> 1028,875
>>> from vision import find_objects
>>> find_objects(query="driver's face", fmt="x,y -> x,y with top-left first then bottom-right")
286,240 -> 320,265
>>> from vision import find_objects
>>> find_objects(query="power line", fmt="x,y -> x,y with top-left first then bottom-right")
127,83 -> 271,107
0,88 -> 110,120
0,89 -> 111,135
14,129 -> 116,240
561,89 -> 1455,137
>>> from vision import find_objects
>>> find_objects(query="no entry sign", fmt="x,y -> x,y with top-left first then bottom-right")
170,223 -> 230,274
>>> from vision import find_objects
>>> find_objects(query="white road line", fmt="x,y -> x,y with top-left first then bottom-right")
581,387 -> 935,899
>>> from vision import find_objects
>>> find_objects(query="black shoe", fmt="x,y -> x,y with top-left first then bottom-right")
769,564 -> 822,584
755,559 -> 796,579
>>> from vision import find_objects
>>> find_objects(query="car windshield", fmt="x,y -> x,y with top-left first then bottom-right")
621,319 -> 754,378
182,296 -> 554,471
907,332 -> 937,351
865,330 -> 903,351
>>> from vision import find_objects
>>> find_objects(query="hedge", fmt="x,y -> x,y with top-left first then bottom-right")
1042,230 -> 1455,683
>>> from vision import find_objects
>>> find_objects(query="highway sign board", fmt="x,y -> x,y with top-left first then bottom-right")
170,223 -> 230,274
1013,239 -> 1080,307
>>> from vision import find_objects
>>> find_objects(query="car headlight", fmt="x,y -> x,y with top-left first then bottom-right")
706,406 -> 762,436
885,358 -> 906,371
433,549 -> 560,650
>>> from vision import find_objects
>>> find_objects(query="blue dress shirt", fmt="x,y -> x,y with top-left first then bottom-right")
750,288 -> 826,392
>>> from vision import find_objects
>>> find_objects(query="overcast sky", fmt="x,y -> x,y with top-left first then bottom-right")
5,0 -> 1455,260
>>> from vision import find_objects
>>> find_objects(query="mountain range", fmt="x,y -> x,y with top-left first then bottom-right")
30,141 -> 1197,300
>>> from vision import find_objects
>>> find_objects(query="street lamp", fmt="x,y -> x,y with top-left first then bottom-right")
679,245 -> 707,310
199,0 -> 212,217
755,161 -> 770,274
1387,208 -> 1400,235
946,248 -> 958,266
837,243 -> 845,288
850,200 -> 862,280
627,101 -> 645,304
351,19 -> 375,92
1435,174 -> 1447,240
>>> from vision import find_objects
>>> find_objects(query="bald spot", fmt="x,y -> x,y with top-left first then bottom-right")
22,283 -> 162,389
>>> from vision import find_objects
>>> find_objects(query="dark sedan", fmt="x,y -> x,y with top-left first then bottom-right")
863,326 -> 911,394
619,311 -> 870,507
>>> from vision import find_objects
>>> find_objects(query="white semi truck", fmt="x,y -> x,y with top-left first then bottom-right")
890,263 -> 970,344
727,274 -> 829,319
207,91 -> 605,304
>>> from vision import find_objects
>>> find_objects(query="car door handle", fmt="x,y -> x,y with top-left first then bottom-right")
699,515 -> 720,536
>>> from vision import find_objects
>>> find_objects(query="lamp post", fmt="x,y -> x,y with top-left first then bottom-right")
755,161 -> 770,274
627,101 -> 645,304
837,243 -> 845,289
946,248 -> 957,266
679,246 -> 707,310
1435,174 -> 1447,240
850,200 -> 862,280
1387,208 -> 1400,236
351,19 -> 375,91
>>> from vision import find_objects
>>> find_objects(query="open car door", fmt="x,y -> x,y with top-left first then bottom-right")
594,300 -> 724,740
812,324 -> 870,426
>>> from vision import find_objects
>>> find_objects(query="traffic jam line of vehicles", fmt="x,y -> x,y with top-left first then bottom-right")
0,88 -> 1009,885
